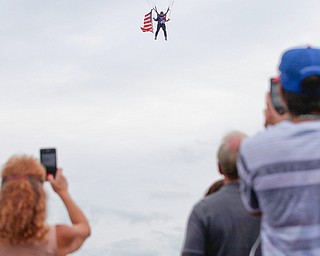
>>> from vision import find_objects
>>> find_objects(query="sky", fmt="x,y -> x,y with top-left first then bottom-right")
1,0 -> 320,255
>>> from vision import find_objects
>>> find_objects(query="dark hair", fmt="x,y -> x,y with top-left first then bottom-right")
301,75 -> 320,92
205,179 -> 224,197
282,75 -> 320,116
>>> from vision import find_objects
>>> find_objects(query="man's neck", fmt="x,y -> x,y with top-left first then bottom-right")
223,177 -> 239,185
289,114 -> 320,123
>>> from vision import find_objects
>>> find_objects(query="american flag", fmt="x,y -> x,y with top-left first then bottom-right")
140,10 -> 153,33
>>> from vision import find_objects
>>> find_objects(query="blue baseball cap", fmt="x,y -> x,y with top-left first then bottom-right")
279,46 -> 320,93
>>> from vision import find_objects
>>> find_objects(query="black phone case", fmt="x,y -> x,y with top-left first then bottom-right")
270,79 -> 286,115
40,148 -> 57,178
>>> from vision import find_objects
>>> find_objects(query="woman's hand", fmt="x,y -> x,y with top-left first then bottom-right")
48,168 -> 68,196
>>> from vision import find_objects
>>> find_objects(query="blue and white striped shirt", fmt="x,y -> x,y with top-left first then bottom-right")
238,120 -> 320,255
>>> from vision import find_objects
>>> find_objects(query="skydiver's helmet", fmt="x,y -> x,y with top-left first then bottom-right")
160,11 -> 164,16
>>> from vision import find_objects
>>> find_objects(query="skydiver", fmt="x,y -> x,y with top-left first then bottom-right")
153,8 -> 170,41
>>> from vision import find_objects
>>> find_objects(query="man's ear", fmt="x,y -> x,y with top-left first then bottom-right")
218,162 -> 223,175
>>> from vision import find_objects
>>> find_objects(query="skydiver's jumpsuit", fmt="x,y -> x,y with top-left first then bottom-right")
155,14 -> 167,39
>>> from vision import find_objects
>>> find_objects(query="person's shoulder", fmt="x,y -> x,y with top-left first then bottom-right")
243,119 -> 320,147
193,188 -> 227,211
239,121 -> 313,170
242,121 -> 291,150
192,186 -> 243,220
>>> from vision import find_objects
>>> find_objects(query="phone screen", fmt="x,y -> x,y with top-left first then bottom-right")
40,148 -> 57,178
270,78 -> 286,115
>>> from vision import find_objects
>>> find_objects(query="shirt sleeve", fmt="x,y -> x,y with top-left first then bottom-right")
237,152 -> 260,214
181,205 -> 205,256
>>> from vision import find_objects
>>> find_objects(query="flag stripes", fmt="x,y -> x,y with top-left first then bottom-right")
140,11 -> 153,33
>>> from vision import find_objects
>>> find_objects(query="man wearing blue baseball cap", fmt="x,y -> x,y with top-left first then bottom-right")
237,46 -> 320,255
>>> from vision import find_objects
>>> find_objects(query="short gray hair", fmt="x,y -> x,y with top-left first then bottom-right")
217,131 -> 247,179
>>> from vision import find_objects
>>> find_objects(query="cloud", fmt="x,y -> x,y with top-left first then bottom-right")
110,208 -> 172,225
108,238 -> 159,256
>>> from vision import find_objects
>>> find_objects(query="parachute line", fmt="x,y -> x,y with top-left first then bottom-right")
146,0 -> 156,9
146,0 -> 176,18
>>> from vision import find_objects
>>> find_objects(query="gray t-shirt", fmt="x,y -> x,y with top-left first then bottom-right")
181,183 -> 261,256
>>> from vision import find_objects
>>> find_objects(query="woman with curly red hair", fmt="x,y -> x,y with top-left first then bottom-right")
0,155 -> 90,255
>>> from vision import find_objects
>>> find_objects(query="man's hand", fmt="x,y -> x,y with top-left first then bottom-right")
264,92 -> 288,127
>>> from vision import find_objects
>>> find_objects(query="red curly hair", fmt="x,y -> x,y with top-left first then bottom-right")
0,155 -> 48,245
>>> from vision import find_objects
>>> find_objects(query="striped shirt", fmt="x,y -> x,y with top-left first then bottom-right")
238,120 -> 320,255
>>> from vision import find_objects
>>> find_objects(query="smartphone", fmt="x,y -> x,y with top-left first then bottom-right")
270,78 -> 287,115
40,148 -> 57,178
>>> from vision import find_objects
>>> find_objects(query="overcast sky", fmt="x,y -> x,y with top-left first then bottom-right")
1,0 -> 320,255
